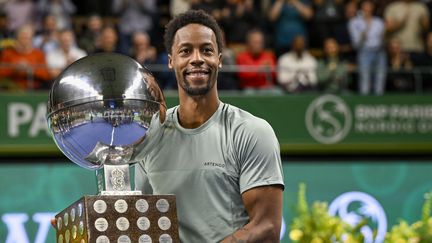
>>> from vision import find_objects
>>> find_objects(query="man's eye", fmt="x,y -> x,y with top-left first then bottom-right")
203,48 -> 213,54
180,49 -> 189,54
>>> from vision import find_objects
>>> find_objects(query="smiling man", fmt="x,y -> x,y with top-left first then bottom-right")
135,10 -> 284,242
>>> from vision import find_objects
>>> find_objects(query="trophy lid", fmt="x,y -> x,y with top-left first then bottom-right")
47,53 -> 166,170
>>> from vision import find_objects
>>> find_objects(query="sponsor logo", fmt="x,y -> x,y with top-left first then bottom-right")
306,95 -> 352,144
203,162 -> 225,168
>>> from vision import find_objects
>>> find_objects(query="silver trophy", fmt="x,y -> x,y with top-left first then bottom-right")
47,53 -> 179,243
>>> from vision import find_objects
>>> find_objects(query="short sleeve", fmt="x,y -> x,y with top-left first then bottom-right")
234,118 -> 285,194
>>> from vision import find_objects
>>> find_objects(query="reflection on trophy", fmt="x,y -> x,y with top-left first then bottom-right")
47,53 -> 179,243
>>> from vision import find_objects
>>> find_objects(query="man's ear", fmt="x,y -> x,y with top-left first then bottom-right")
168,54 -> 173,69
218,53 -> 222,68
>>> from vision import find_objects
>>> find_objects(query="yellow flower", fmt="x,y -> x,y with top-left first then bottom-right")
311,237 -> 323,243
289,229 -> 303,241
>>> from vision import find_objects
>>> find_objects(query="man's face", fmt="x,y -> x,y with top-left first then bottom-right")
248,31 -> 264,55
168,23 -> 222,96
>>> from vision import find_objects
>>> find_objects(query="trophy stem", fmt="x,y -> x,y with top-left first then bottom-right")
96,164 -> 142,195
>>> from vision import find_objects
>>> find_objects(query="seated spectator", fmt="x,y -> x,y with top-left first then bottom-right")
77,14 -> 103,54
218,30 -> 238,90
269,0 -> 313,57
349,0 -> 386,95
111,0 -> 157,55
277,35 -> 317,92
386,37 -> 414,92
0,24 -> 51,90
94,25 -> 120,53
235,28 -> 277,90
46,29 -> 87,78
317,38 -> 351,93
33,14 -> 59,54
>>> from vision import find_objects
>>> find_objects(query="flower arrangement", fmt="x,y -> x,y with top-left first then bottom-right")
385,192 -> 432,243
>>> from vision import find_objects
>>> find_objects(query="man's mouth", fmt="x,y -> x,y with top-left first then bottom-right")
184,69 -> 210,78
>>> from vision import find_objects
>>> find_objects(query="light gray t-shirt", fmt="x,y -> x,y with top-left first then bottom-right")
135,102 -> 284,242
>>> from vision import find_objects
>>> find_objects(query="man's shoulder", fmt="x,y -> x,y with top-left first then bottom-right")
222,103 -> 274,136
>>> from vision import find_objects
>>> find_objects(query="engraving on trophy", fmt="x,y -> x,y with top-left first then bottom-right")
118,235 -> 131,243
65,229 -> 70,243
95,218 -> 109,232
156,199 -> 169,213
94,200 -> 107,214
79,221 -> 84,235
78,203 -> 83,217
111,168 -> 126,191
70,208 -> 76,222
139,234 -> 152,243
137,217 -> 150,231
136,199 -> 149,213
114,199 -> 128,213
57,217 -> 62,230
72,225 -> 77,239
96,235 -> 110,243
64,212 -> 69,227
58,234 -> 63,243
116,217 -> 130,231
159,234 -> 173,243
158,216 -> 171,231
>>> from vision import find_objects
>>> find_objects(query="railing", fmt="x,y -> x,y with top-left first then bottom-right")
0,62 -> 431,94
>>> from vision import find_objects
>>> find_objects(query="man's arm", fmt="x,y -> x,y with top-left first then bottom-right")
221,185 -> 283,243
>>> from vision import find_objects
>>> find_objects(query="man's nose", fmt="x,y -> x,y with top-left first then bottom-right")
190,50 -> 204,66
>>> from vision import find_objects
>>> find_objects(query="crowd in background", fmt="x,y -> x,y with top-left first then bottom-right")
0,0 -> 432,95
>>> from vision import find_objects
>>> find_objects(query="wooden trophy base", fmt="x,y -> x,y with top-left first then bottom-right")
55,194 -> 179,243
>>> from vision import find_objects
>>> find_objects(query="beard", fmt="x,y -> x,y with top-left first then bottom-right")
180,73 -> 217,96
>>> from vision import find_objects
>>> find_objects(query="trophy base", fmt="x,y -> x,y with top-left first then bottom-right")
55,195 -> 179,243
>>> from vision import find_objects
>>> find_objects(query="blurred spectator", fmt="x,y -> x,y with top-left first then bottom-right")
111,0 -> 157,55
334,0 -> 356,64
277,35 -> 317,92
3,0 -> 35,32
384,0 -> 430,55
170,0 -> 191,17
218,30 -> 238,90
46,29 -> 87,78
269,0 -> 313,57
348,0 -> 386,95
94,25 -> 120,53
317,38 -> 351,92
130,31 -> 157,64
412,31 -> 432,91
77,14 -> 103,54
310,0 -> 345,48
219,0 -> 262,43
0,12 -> 14,50
236,29 -> 277,90
33,14 -> 59,54
36,0 -> 76,30
0,25 -> 51,90
386,37 -> 415,92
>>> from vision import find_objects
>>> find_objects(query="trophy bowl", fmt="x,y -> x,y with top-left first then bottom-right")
47,52 -> 166,171
46,53 -> 179,243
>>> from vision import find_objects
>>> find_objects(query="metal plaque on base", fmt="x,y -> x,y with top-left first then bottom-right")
46,53 -> 177,243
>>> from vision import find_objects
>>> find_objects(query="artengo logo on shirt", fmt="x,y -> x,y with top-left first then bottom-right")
203,162 -> 225,168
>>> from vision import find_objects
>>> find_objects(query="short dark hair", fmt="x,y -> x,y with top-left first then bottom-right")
164,10 -> 224,54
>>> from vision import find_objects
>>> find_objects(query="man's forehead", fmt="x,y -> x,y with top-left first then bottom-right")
174,24 -> 216,44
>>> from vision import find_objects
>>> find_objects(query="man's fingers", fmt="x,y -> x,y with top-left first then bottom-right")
51,218 -> 57,228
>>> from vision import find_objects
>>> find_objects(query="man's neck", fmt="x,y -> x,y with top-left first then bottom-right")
177,89 -> 220,129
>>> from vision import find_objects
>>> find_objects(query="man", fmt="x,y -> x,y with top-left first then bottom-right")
236,28 -> 277,90
277,35 -> 317,92
135,9 -> 284,242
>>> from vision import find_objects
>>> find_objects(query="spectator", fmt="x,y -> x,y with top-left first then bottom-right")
384,0 -> 430,55
219,0 -> 262,43
0,25 -> 51,90
3,0 -> 35,33
94,25 -> 120,53
412,31 -> 432,91
310,0 -> 345,48
33,14 -> 59,54
334,0 -> 357,64
46,29 -> 87,78
386,37 -> 415,92
277,35 -> 318,92
77,14 -> 103,54
218,30 -> 239,90
317,38 -> 351,92
111,0 -> 157,55
268,0 -> 313,57
36,0 -> 76,30
236,29 -> 277,90
349,0 -> 386,95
